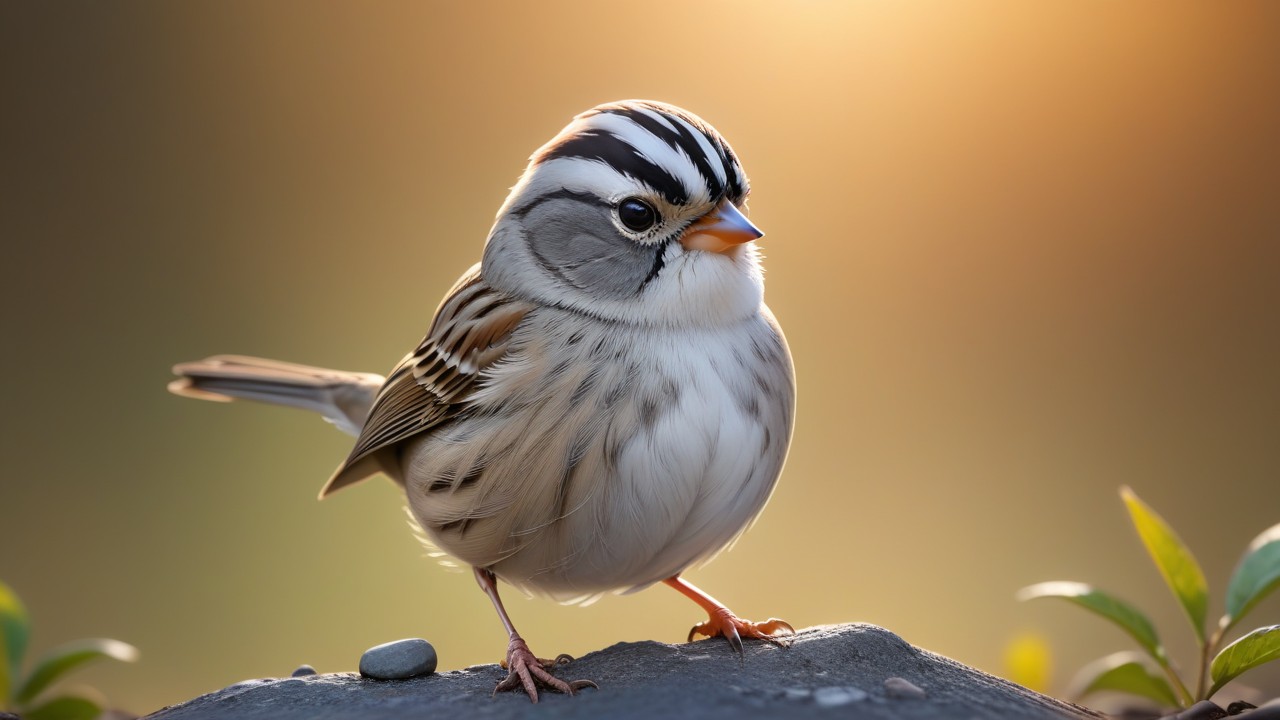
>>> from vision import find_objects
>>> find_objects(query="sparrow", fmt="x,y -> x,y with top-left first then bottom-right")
170,100 -> 796,702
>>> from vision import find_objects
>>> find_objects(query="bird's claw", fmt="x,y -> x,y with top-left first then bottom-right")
687,607 -> 794,654
493,636 -> 596,703
499,651 -> 576,671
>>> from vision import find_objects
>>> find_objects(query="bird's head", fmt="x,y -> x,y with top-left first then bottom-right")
482,100 -> 766,327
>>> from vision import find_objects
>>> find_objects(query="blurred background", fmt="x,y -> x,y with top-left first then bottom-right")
3,0 -> 1278,714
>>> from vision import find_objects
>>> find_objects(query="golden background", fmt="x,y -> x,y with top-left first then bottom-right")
3,1 -> 1278,713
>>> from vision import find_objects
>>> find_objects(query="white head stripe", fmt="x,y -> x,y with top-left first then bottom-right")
580,113 -> 707,201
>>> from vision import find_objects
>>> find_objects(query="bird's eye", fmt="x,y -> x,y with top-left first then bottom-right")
617,198 -> 658,232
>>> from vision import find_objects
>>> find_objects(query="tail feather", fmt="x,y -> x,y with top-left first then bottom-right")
169,355 -> 383,437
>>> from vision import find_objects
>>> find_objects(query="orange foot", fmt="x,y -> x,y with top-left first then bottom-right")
493,636 -> 597,703
688,607 -> 796,654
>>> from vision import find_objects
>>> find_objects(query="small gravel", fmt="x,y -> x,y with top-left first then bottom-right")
359,638 -> 437,680
291,665 -> 317,677
884,676 -> 926,700
812,686 -> 868,707
782,687 -> 812,701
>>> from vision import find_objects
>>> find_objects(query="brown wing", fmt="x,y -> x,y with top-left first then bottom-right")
319,264 -> 532,497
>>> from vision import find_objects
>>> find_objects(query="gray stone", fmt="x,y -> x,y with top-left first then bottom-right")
813,686 -> 869,707
782,687 -> 812,700
885,676 -> 927,700
291,664 -> 317,677
1166,700 -> 1226,719
1246,700 -> 1280,719
358,638 -> 437,680
146,624 -> 1103,719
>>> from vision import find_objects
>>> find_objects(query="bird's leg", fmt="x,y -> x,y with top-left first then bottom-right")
473,567 -> 597,702
663,575 -> 795,654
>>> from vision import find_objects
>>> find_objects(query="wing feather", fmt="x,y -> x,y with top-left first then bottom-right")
320,264 -> 532,497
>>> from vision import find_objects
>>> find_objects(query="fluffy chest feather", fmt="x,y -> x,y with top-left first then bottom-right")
401,307 -> 794,603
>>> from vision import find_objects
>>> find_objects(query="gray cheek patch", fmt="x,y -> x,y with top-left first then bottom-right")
523,200 -> 659,300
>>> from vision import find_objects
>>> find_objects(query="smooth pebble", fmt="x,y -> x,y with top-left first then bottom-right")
783,687 -> 812,700
291,664 -> 316,677
359,638 -> 438,680
813,686 -> 868,707
884,676 -> 927,700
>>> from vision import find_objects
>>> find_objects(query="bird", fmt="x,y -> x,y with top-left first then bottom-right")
169,100 -> 796,702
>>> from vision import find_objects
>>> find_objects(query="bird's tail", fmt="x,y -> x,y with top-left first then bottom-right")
168,354 -> 383,437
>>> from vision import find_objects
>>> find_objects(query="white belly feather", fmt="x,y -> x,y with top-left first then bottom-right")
402,307 -> 794,604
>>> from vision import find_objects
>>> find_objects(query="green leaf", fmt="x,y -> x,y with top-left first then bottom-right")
1070,651 -> 1180,709
1223,524 -> 1280,631
0,580 -> 31,706
1017,581 -> 1167,663
23,694 -> 103,720
15,638 -> 139,706
1208,625 -> 1280,698
1120,486 -> 1209,643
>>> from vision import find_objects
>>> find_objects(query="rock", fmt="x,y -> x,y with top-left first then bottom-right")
781,687 -> 812,700
358,638 -> 437,680
885,676 -> 927,700
1166,701 -> 1227,720
291,664 -> 317,677
145,624 -> 1102,719
812,686 -> 869,707
1244,698 -> 1280,719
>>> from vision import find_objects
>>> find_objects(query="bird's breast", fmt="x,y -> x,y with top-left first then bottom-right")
401,308 -> 794,604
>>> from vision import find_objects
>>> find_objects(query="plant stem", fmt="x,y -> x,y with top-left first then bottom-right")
1156,654 -> 1195,708
1196,642 -> 1211,700
1197,624 -> 1225,700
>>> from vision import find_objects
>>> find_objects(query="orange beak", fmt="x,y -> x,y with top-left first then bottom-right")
679,199 -> 764,253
